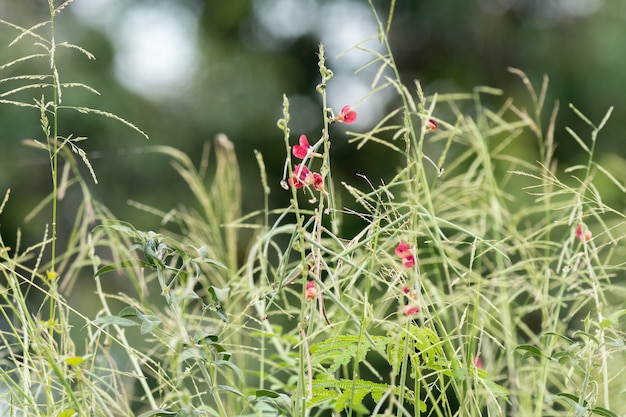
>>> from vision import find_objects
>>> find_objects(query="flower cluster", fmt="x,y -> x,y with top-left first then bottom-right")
288,164 -> 324,191
394,241 -> 415,269
396,241 -> 419,316
575,224 -> 592,242
288,134 -> 323,191
401,285 -> 420,316
287,106 -> 357,192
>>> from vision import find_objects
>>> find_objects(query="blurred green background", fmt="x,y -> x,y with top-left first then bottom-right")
1,0 -> 625,255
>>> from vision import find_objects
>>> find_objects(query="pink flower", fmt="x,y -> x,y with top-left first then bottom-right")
292,134 -> 311,160
402,285 -> 418,300
305,281 -> 317,300
401,256 -> 415,269
473,356 -> 484,369
395,241 -> 414,268
312,172 -> 324,192
335,105 -> 357,124
403,305 -> 420,316
288,164 -> 311,189
425,119 -> 438,133
576,224 -> 592,242
394,241 -> 412,258
288,164 -> 324,192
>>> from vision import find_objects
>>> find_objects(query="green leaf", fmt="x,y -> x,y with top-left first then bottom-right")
94,261 -> 137,277
418,399 -> 427,412
480,377 -> 509,400
599,319 -> 613,329
93,315 -> 138,329
604,309 -> 626,327
210,285 -> 230,303
59,409 -> 76,417
544,331 -> 575,345
556,392 -> 588,412
591,407 -> 619,417
572,330 -> 599,345
516,344 -> 546,359
255,389 -> 280,399
215,359 -> 242,379
191,250 -> 228,270
195,332 -> 219,344
196,332 -> 228,355
311,335 -> 386,373
179,348 -> 205,362
218,384 -> 245,398
137,410 -> 178,417
118,307 -> 139,317
140,315 -> 161,335
93,221 -> 138,236
311,376 -> 410,413
64,356 -> 84,367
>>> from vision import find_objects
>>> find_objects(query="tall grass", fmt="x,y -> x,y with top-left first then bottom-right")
1,1 -> 625,417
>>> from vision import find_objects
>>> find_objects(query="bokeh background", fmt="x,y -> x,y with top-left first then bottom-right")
1,0 -> 625,255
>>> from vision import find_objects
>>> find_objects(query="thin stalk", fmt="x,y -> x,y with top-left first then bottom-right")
48,1 -> 59,274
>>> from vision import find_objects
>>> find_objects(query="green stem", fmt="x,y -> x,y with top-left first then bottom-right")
48,0 -> 59,274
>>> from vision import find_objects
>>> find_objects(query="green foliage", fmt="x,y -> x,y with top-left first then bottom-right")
310,376 -> 415,414
310,335 -> 388,373
1,1 -> 625,417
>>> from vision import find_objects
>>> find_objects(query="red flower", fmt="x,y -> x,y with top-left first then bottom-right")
426,119 -> 438,133
288,164 -> 324,192
288,164 -> 312,189
312,172 -> 324,191
394,241 -> 411,258
402,285 -> 418,300
335,105 -> 357,124
473,356 -> 484,369
395,242 -> 415,269
576,224 -> 592,242
403,305 -> 420,316
292,134 -> 311,160
305,281 -> 317,300
401,255 -> 415,269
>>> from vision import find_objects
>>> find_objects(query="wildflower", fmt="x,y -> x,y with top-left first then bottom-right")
46,270 -> 59,281
401,255 -> 415,269
292,134 -> 311,159
288,164 -> 324,192
335,105 -> 357,124
425,118 -> 438,133
402,285 -> 418,300
403,304 -> 420,316
394,241 -> 412,258
288,164 -> 312,189
305,281 -> 317,300
575,224 -> 592,242
312,172 -> 324,192
395,241 -> 415,269
473,356 -> 484,369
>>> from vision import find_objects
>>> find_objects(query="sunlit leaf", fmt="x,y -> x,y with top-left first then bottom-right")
64,356 -> 84,367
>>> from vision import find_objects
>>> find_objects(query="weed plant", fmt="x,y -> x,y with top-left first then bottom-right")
1,1 -> 625,417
